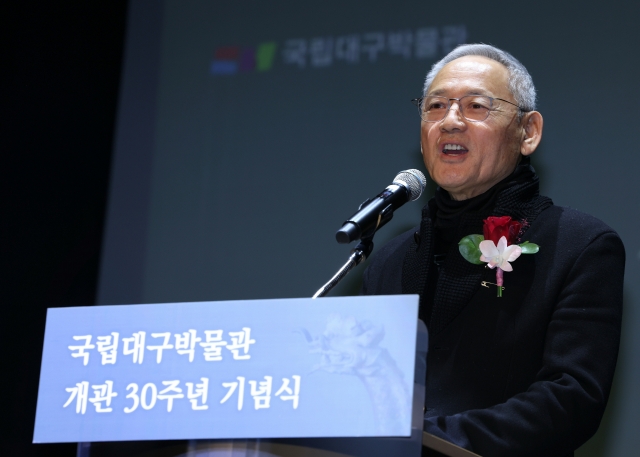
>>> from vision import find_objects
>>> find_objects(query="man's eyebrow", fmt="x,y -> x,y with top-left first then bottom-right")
427,89 -> 490,97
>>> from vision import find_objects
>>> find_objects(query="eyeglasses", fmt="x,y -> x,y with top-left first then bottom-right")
411,95 -> 529,123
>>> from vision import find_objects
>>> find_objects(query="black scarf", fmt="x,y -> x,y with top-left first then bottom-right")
401,158 -> 553,335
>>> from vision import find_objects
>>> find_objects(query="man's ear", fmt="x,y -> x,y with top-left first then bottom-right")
520,111 -> 543,156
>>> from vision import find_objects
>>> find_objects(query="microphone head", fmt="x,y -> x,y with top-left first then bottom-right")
393,169 -> 427,201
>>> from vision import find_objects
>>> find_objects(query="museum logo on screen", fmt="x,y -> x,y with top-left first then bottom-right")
209,25 -> 467,76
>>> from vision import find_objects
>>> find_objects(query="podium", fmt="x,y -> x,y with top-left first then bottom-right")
76,433 -> 479,456
34,296 -> 480,457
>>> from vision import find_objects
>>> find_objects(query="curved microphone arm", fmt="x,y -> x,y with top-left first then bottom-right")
312,238 -> 374,299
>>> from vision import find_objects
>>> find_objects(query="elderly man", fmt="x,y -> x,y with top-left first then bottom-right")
362,44 -> 625,457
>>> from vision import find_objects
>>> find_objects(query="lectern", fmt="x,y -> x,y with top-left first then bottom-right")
34,296 -> 479,457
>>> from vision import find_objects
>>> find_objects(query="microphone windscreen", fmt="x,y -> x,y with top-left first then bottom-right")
393,169 -> 427,201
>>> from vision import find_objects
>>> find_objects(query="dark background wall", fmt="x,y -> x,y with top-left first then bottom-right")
3,1 -> 640,456
3,3 -> 127,456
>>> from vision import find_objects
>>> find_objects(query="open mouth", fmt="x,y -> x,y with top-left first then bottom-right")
442,143 -> 469,155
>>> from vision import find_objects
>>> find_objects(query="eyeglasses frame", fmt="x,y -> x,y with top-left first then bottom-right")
411,95 -> 530,123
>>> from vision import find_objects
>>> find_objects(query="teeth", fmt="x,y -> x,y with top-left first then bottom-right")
443,144 -> 465,151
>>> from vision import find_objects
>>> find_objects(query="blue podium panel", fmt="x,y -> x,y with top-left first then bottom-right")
34,295 -> 420,443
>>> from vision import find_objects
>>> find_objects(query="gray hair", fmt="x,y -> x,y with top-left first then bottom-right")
423,44 -> 537,113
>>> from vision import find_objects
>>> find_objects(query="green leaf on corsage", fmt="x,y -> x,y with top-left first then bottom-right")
458,234 -> 485,264
518,241 -> 540,254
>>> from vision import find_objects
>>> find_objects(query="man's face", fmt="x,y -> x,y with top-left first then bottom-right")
420,56 -> 526,201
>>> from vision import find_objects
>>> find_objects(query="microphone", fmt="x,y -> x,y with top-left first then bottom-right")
336,169 -> 427,244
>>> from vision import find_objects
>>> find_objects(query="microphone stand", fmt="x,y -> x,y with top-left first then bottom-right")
312,237 -> 374,298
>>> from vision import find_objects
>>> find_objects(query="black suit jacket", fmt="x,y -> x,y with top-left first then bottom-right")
362,205 -> 624,457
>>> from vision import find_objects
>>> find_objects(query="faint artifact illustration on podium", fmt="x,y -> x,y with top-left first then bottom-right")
301,314 -> 411,434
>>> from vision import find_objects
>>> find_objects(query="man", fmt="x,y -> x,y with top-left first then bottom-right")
362,44 -> 625,457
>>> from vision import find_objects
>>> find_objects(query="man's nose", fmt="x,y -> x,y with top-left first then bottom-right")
440,101 -> 466,131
